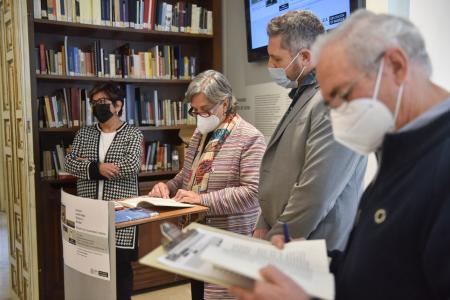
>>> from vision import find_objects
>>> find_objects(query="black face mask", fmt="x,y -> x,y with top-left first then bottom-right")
93,104 -> 114,123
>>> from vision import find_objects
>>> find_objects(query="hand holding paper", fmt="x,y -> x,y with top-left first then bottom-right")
229,265 -> 310,300
139,223 -> 334,300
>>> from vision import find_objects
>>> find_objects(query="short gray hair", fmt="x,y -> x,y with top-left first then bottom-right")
184,70 -> 237,114
267,10 -> 325,55
312,10 -> 432,76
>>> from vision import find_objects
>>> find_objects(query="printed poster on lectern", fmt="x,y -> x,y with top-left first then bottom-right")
61,190 -> 111,281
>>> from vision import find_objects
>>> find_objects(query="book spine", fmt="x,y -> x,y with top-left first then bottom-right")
34,0 -> 42,19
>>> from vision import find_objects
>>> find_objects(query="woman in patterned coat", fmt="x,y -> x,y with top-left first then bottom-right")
65,83 -> 143,300
149,70 -> 267,300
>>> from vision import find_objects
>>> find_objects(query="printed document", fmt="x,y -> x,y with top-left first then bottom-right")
142,223 -> 334,299
61,190 -> 111,281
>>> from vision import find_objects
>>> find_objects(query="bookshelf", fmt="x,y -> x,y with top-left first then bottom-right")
36,73 -> 193,84
28,0 -> 222,298
39,124 -> 194,133
34,18 -> 215,41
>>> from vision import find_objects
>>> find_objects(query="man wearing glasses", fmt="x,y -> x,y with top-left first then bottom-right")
253,10 -> 367,252
232,10 -> 450,300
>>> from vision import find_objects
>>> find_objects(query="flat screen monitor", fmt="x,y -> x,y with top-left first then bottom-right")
245,0 -> 366,62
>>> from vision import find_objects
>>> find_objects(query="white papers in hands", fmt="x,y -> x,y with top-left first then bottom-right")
201,239 -> 335,300
158,228 -> 254,288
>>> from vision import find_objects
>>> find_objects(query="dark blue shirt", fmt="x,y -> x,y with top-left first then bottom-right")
333,109 -> 450,300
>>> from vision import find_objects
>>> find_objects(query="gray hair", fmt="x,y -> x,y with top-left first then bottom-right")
267,10 -> 325,55
184,70 -> 237,114
311,9 -> 432,76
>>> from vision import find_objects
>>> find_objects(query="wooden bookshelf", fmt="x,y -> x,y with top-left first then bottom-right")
36,74 -> 192,85
28,0 -> 222,298
34,19 -> 214,42
138,169 -> 180,178
42,169 -> 180,184
39,124 -> 195,133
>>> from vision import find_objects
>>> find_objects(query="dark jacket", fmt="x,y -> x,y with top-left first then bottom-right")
334,109 -> 450,300
65,122 -> 143,249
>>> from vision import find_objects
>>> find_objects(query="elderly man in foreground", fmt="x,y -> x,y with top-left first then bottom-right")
231,9 -> 450,300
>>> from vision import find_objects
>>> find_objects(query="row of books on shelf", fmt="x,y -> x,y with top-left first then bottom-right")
35,40 -> 197,80
41,144 -> 72,178
38,86 -> 196,129
33,0 -> 213,35
141,142 -> 180,172
129,86 -> 196,126
41,142 -> 181,178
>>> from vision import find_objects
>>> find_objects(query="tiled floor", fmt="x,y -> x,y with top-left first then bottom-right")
0,212 -> 11,300
132,283 -> 191,300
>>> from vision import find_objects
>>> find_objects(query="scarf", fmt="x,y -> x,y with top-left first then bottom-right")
187,114 -> 239,193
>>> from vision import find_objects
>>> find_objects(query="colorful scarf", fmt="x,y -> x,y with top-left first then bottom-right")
188,114 -> 239,193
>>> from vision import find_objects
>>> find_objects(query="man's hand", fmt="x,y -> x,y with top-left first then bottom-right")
271,235 -> 306,249
271,234 -> 286,249
173,189 -> 201,204
229,265 -> 310,300
149,182 -> 170,198
99,163 -> 119,180
253,228 -> 268,240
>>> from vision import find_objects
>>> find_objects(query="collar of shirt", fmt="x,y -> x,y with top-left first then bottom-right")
288,71 -> 318,107
399,97 -> 450,132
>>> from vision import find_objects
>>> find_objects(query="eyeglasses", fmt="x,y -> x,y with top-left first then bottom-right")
188,102 -> 222,117
89,98 -> 113,106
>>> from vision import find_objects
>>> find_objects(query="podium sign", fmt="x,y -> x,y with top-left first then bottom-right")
61,190 -> 116,300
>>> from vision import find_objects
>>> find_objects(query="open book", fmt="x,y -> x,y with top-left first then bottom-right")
117,196 -> 195,208
139,223 -> 335,300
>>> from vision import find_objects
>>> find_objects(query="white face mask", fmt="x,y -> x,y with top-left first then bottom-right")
196,103 -> 224,134
197,114 -> 221,134
268,52 -> 305,88
330,59 -> 404,155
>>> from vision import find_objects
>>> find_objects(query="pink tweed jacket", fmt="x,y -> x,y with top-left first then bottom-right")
166,114 -> 266,235
167,114 -> 266,299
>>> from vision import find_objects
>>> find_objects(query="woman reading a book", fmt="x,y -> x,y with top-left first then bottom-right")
149,70 -> 266,300
65,83 -> 143,300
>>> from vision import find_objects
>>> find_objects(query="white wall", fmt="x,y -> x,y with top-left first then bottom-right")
222,0 -> 450,187
409,0 -> 450,90
222,0 -> 273,124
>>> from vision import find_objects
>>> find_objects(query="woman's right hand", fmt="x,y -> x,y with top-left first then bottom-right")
149,182 -> 170,198
253,228 -> 268,240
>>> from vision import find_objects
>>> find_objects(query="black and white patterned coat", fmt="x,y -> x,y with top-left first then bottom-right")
65,122 -> 143,248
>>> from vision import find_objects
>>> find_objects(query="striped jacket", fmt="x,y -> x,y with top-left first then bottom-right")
166,115 -> 266,299
65,122 -> 143,248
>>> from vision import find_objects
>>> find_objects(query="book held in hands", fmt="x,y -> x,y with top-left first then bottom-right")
140,222 -> 335,300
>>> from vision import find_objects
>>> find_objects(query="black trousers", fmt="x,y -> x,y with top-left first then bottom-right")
116,247 -> 138,300
191,279 -> 204,300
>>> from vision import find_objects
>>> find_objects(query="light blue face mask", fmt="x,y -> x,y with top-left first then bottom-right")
268,52 -> 305,88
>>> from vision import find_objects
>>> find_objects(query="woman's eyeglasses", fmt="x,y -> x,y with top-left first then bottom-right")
188,103 -> 221,117
89,98 -> 113,106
